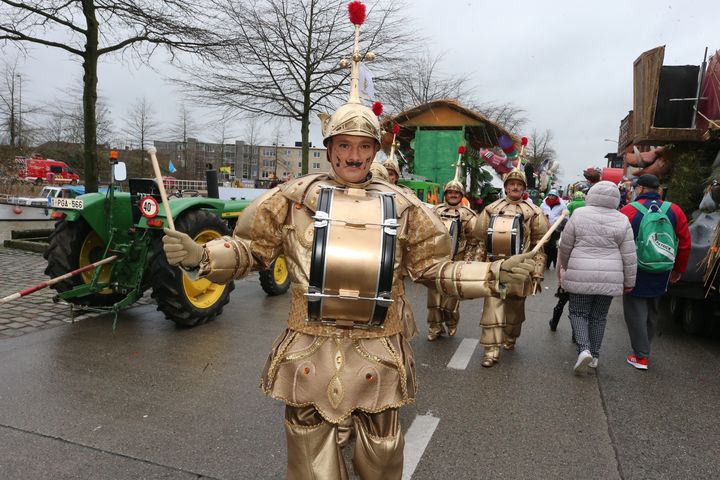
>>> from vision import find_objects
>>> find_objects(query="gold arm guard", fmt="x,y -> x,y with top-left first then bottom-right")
198,236 -> 254,284
434,260 -> 506,300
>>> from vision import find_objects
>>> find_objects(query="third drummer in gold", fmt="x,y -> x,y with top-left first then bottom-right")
476,168 -> 549,367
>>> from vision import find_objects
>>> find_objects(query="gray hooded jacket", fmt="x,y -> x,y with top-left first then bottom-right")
559,181 -> 637,296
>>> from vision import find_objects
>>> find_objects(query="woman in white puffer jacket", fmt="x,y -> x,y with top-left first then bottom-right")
559,181 -> 637,374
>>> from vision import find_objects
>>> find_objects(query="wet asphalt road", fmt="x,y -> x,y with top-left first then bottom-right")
1,268 -> 719,479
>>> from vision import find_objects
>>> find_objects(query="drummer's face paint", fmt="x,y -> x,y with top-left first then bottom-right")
328,135 -> 380,183
445,190 -> 463,206
505,179 -> 526,201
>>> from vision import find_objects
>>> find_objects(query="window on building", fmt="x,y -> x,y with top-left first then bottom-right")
298,162 -> 302,168
284,149 -> 291,155
313,151 -> 321,158
312,162 -> 321,169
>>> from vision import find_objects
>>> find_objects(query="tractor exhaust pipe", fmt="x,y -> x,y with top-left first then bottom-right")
206,163 -> 219,199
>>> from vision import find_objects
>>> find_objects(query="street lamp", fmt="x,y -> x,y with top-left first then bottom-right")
603,138 -> 618,144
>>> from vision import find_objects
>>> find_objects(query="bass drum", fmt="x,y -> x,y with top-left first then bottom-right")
440,216 -> 461,258
487,213 -> 524,260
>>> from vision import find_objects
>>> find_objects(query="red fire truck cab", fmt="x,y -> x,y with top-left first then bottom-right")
15,155 -> 80,185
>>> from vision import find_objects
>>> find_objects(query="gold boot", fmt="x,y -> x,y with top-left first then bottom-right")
446,322 -> 458,337
481,346 -> 500,367
503,337 -> 516,351
427,323 -> 445,341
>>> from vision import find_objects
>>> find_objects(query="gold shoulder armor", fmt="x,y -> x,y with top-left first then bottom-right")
278,173 -> 330,211
368,181 -> 424,218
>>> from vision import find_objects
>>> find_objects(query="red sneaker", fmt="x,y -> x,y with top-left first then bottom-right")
626,355 -> 648,370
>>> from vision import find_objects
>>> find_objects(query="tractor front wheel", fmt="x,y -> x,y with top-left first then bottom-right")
150,209 -> 235,327
43,219 -> 124,306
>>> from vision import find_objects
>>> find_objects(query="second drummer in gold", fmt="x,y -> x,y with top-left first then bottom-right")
476,168 -> 548,366
426,176 -> 480,340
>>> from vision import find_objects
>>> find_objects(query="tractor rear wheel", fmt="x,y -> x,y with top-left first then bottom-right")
150,209 -> 235,327
259,255 -> 291,296
43,219 -> 125,306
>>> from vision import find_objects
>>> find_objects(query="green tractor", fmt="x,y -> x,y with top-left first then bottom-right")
43,162 -> 290,327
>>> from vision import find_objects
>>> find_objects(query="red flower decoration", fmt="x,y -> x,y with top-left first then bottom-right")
521,136 -> 528,147
372,101 -> 383,116
458,145 -> 466,154
392,123 -> 401,135
348,1 -> 366,25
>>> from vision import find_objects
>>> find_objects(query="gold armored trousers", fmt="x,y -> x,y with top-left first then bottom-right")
285,405 -> 403,480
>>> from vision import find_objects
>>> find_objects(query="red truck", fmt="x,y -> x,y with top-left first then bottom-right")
15,155 -> 80,185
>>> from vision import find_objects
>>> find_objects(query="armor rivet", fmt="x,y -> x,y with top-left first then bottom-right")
295,203 -> 303,209
366,373 -> 373,381
224,243 -> 231,248
298,181 -> 303,185
303,367 -> 310,375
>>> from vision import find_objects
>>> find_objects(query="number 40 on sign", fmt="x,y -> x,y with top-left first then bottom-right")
140,196 -> 159,218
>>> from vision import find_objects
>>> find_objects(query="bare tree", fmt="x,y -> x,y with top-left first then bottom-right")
526,128 -> 556,167
0,58 -> 20,147
176,0 -> 415,175
242,116 -> 263,180
122,97 -> 161,176
380,49 -> 477,114
477,101 -> 528,134
170,104 -> 198,176
0,0 -> 215,191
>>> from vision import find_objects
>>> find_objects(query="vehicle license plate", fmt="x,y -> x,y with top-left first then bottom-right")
51,197 -> 84,210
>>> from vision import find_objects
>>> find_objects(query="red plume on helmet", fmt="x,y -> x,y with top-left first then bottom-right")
372,101 -> 383,116
521,136 -> 528,147
458,145 -> 466,154
348,1 -> 366,25
392,124 -> 401,135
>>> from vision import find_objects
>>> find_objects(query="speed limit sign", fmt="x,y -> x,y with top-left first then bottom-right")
140,196 -> 159,218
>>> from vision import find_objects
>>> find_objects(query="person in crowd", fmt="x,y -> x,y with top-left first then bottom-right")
619,174 -> 691,370
549,190 -> 586,332
476,169 -> 548,366
541,188 -> 566,269
385,158 -> 400,185
559,181 -> 637,374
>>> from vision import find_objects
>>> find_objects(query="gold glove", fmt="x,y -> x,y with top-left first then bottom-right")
499,252 -> 535,284
162,228 -> 204,268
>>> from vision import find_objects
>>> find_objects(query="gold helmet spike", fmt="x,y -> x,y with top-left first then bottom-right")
319,1 -> 381,145
503,135 -> 529,187
444,145 -> 466,195
384,123 -> 401,176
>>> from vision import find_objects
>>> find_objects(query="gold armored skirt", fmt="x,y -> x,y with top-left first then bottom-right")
261,329 -> 416,424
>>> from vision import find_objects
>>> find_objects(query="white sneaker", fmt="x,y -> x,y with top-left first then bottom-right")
589,358 -> 598,369
574,350 -> 593,375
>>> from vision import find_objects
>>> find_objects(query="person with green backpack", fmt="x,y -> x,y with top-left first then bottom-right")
620,174 -> 691,370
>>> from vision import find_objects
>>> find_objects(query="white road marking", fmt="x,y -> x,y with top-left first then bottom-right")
446,338 -> 479,370
402,414 -> 440,480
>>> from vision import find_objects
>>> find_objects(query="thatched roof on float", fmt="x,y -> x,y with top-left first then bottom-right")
381,99 -> 517,150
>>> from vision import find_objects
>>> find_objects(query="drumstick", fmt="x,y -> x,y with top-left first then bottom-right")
147,146 -> 175,231
530,209 -> 569,256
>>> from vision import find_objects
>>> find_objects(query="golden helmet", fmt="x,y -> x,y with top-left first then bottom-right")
319,102 -> 382,146
503,168 -> 527,188
384,158 -> 400,176
370,160 -> 389,181
444,179 -> 465,195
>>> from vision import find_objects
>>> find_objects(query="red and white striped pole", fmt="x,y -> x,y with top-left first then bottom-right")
0,255 -> 118,305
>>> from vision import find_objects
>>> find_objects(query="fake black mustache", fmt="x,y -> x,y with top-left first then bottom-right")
345,161 -> 363,167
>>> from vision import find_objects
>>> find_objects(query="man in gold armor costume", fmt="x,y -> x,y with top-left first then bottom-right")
476,169 -> 548,367
426,175 -> 479,340
161,4 -> 534,477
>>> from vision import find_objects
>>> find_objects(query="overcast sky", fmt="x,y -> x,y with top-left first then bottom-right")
5,0 -> 718,184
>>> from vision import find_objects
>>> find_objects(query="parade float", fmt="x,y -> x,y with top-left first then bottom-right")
617,45 -> 720,333
382,99 -> 521,210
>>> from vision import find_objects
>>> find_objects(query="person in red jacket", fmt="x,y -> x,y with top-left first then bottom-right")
619,174 -> 691,370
